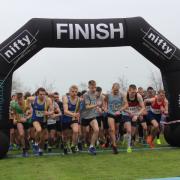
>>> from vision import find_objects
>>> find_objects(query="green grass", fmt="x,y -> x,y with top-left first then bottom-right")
1,138 -> 180,180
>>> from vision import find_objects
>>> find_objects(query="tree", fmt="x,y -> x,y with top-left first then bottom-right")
149,69 -> 164,91
36,78 -> 56,93
12,74 -> 31,94
12,75 -> 24,93
117,75 -> 128,93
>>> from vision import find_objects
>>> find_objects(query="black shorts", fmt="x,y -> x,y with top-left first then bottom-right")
143,115 -> 151,126
122,115 -> 146,127
107,113 -> 122,123
96,116 -> 103,128
61,120 -> 78,131
81,117 -> 97,127
47,123 -> 57,131
102,115 -> 109,129
32,120 -> 47,129
56,120 -> 62,132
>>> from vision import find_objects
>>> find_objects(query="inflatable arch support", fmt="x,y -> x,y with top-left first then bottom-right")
0,17 -> 180,157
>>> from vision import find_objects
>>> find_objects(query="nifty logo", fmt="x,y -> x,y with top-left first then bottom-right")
143,28 -> 176,59
0,30 -> 37,63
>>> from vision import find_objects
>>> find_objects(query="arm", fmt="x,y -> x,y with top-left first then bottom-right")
144,97 -> 155,105
161,98 -> 168,115
120,94 -> 128,112
25,100 -> 33,119
52,103 -> 61,118
102,94 -> 108,112
44,98 -> 54,116
137,94 -> 145,116
121,94 -> 131,114
63,96 -> 76,118
84,94 -> 97,110
27,96 -> 35,104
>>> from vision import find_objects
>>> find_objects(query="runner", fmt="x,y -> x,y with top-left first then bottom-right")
123,84 -> 146,152
145,90 -> 168,148
62,85 -> 80,154
28,87 -> 53,156
81,80 -> 99,155
9,94 -> 17,150
104,83 -> 126,154
53,92 -> 64,149
11,92 -> 32,157
47,93 -> 61,152
95,87 -> 106,147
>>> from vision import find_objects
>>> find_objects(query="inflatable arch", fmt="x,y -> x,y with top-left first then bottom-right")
0,17 -> 180,158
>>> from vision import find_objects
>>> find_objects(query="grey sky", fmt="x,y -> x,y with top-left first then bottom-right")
0,0 -> 179,94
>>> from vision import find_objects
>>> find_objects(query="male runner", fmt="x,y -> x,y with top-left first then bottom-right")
145,90 -> 168,148
28,87 -> 53,156
62,85 -> 80,154
81,80 -> 99,155
11,93 -> 32,157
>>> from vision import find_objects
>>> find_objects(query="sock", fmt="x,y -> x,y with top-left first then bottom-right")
38,148 -> 43,152
90,144 -> 94,148
127,133 -> 131,148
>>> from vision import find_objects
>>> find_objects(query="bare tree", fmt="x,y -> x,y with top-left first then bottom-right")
149,69 -> 164,91
12,75 -> 24,93
12,74 -> 31,94
35,78 -> 56,93
117,75 -> 128,92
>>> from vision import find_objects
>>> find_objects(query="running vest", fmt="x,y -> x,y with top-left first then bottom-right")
150,97 -> 165,114
145,99 -> 152,112
107,93 -> 123,115
127,93 -> 140,114
47,101 -> 59,125
32,96 -> 47,122
11,100 -> 31,123
62,96 -> 79,123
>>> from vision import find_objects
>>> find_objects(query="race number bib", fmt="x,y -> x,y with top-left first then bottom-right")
35,110 -> 44,117
151,108 -> 161,114
128,106 -> 139,114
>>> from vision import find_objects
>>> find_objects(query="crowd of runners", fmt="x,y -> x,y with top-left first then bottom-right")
9,80 -> 169,157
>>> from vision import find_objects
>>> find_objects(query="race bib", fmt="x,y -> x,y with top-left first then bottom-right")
151,108 -> 161,114
35,110 -> 44,117
128,106 -> 139,113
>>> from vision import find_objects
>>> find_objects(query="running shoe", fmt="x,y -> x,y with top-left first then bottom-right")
88,147 -> 96,155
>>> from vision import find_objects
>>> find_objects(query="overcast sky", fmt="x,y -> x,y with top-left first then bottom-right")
0,0 -> 179,94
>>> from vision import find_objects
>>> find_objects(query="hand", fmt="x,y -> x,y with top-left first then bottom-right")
44,111 -> 49,116
20,117 -> 27,123
132,115 -> 138,122
73,113 -> 80,120
96,107 -> 102,113
164,111 -> 168,116
115,111 -> 121,116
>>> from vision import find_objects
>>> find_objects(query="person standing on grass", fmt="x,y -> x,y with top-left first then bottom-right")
104,83 -> 126,154
81,80 -> 99,155
145,90 -> 168,148
62,85 -> 80,154
28,87 -> 53,156
11,92 -> 32,157
122,84 -> 146,153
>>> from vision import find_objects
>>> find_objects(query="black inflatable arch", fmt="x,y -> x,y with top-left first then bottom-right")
0,17 -> 180,157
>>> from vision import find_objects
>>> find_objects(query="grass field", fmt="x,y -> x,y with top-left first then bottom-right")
1,138 -> 180,180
